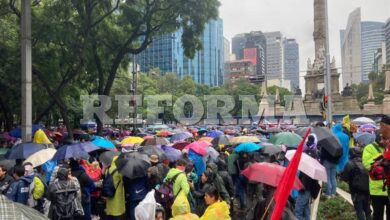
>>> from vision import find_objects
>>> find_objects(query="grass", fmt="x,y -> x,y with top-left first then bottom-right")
317,195 -> 356,220
337,180 -> 350,193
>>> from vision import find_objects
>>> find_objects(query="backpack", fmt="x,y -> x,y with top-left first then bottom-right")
155,172 -> 183,208
369,143 -> 386,181
52,181 -> 83,219
101,168 -> 121,198
351,160 -> 369,192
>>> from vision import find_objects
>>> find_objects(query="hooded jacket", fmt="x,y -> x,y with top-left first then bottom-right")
166,168 -> 189,196
206,163 -> 230,203
105,156 -> 126,216
362,142 -> 387,196
332,124 -> 350,172
171,191 -> 200,220
6,175 -> 34,204
200,200 -> 230,220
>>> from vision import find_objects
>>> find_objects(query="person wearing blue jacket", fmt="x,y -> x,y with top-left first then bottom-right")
124,176 -> 148,220
6,165 -> 33,205
332,123 -> 350,173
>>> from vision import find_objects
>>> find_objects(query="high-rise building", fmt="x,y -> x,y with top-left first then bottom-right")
137,19 -> 224,87
264,32 -> 284,81
231,31 -> 267,76
340,8 -> 385,86
224,37 -> 230,62
385,18 -> 390,64
283,39 -> 300,89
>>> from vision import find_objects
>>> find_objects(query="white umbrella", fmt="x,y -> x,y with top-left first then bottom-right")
352,117 -> 375,125
285,150 -> 327,182
24,148 -> 56,167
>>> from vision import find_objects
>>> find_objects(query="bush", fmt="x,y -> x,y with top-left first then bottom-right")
317,195 -> 356,220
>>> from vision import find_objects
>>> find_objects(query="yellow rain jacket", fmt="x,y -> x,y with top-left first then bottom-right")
170,191 -> 199,220
200,200 -> 231,220
33,129 -> 52,144
105,156 -> 126,216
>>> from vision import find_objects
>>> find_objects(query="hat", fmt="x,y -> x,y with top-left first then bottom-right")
149,154 -> 159,163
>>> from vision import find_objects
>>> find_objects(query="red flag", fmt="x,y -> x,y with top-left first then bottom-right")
270,128 -> 311,220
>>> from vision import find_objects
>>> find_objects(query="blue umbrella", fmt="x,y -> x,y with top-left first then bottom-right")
160,145 -> 182,161
206,130 -> 223,138
171,132 -> 192,142
234,142 -> 262,153
9,124 -> 44,138
52,144 -> 90,160
92,138 -> 116,149
353,132 -> 376,146
5,143 -> 45,159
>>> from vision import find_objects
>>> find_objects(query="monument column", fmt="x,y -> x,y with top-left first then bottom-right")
383,71 -> 390,114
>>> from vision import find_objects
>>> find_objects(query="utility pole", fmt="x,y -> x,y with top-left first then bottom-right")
324,0 -> 333,127
21,0 -> 32,141
132,54 -> 137,134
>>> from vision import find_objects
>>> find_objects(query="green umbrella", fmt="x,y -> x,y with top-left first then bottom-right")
269,132 -> 302,147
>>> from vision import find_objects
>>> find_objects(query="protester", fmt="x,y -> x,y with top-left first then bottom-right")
124,176 -> 148,220
200,186 -> 230,220
319,142 -> 340,198
6,165 -> 32,205
165,159 -> 190,196
171,191 -> 200,220
304,134 -> 318,160
24,163 -> 47,213
155,203 -> 165,220
363,117 -> 390,220
332,123 -> 350,173
0,164 -> 13,194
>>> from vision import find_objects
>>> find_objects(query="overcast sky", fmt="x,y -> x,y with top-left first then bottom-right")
220,0 -> 390,82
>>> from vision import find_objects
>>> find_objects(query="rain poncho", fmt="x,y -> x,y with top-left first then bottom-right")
200,200 -> 230,220
188,150 -> 206,177
33,129 -> 52,144
332,124 -> 350,173
134,190 -> 156,220
171,191 -> 200,220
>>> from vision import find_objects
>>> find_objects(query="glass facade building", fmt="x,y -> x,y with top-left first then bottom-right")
385,18 -> 390,64
137,19 -> 224,87
283,39 -> 300,89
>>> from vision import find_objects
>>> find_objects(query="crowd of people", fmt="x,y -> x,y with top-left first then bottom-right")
1,116 -> 390,220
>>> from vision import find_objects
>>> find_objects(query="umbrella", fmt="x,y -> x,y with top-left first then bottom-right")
223,129 -> 237,135
285,150 -> 327,182
142,137 -> 170,146
198,137 -> 213,143
353,132 -> 376,146
75,142 -> 100,152
5,143 -> 45,159
0,159 -> 15,173
171,132 -> 193,142
294,127 -> 311,137
352,117 -> 375,125
121,136 -> 144,145
52,144 -> 90,160
9,124 -> 44,138
206,130 -> 223,138
312,127 -> 342,157
0,194 -> 48,220
241,162 -> 303,190
184,141 -> 211,156
138,145 -> 167,161
24,148 -> 57,168
234,142 -> 262,153
269,132 -> 302,147
156,130 -> 173,137
0,148 -> 8,156
261,143 -> 283,155
115,152 -> 151,179
206,147 -> 220,161
172,141 -> 190,151
359,124 -> 377,132
99,151 -> 120,166
92,138 -> 116,149
230,136 -> 260,145
211,135 -> 231,147
265,128 -> 283,133
160,145 -> 182,161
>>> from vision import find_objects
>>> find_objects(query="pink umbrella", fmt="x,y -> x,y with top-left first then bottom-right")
184,141 -> 211,156
285,150 -> 327,182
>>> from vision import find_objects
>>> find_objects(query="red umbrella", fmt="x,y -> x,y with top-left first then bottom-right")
224,129 -> 236,135
241,162 -> 303,190
157,130 -> 173,137
184,141 -> 211,156
172,141 -> 190,151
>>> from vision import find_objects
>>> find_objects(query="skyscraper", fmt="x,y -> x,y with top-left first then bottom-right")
137,19 -> 224,87
224,37 -> 230,62
385,18 -> 390,64
264,32 -> 283,80
231,31 -> 267,76
283,39 -> 300,89
340,8 -> 385,85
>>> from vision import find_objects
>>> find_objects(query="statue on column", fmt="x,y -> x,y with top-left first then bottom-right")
341,83 -> 353,97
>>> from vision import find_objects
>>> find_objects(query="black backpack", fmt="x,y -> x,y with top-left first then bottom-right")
351,160 -> 369,192
101,168 -> 121,198
52,181 -> 82,219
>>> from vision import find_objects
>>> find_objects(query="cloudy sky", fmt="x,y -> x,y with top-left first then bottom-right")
220,0 -> 390,82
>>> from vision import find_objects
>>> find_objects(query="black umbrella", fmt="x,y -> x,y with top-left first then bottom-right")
5,143 -> 45,159
138,145 -> 167,161
0,158 -> 16,173
115,152 -> 151,179
261,143 -> 283,155
312,127 -> 342,157
211,135 -> 231,147
141,137 -> 170,146
99,151 -> 120,166
294,127 -> 311,137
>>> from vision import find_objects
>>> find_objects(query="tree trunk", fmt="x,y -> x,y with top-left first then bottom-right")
34,100 -> 56,124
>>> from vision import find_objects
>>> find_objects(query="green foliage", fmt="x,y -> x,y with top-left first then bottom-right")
267,85 -> 293,106
353,70 -> 386,108
318,195 -> 356,220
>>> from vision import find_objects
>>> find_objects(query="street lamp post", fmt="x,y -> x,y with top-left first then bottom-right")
324,0 -> 333,126
132,54 -> 137,134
